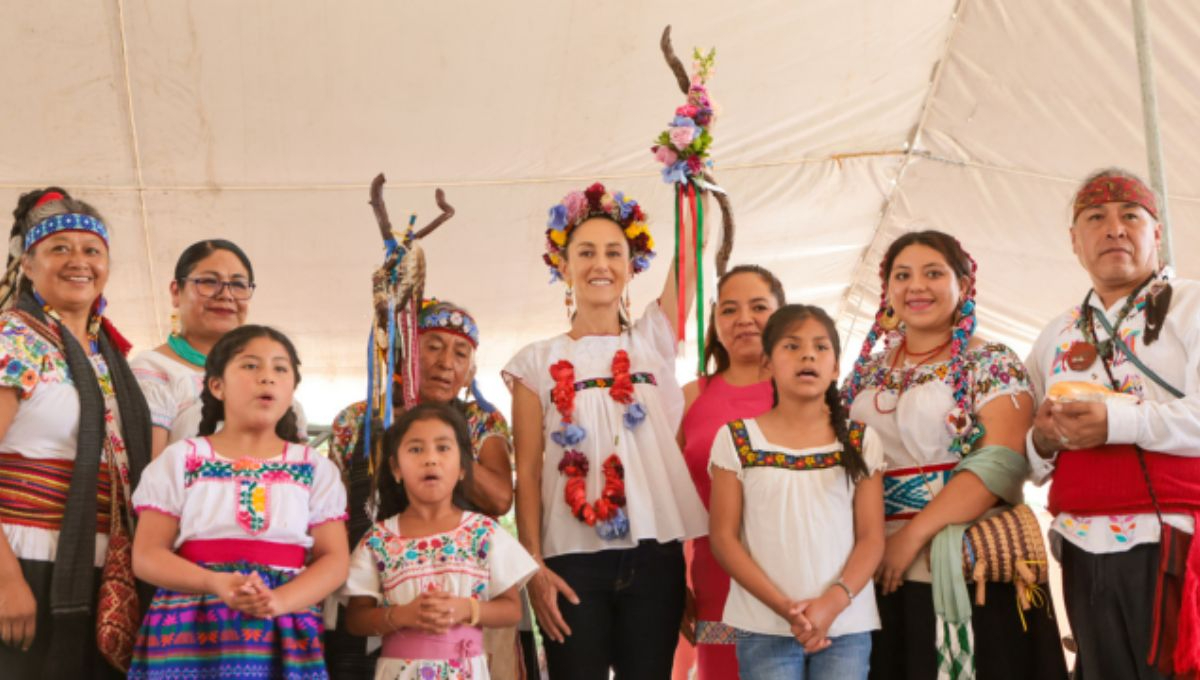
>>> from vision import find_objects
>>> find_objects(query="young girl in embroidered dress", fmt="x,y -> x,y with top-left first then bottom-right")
709,305 -> 884,679
128,325 -> 349,679
504,183 -> 708,678
341,402 -> 537,679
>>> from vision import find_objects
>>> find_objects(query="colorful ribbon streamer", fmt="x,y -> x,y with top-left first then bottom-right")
673,180 -> 706,374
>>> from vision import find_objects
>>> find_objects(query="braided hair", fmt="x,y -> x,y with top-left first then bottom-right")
840,230 -> 983,455
761,304 -> 869,481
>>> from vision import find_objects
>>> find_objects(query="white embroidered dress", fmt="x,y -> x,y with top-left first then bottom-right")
341,512 -> 538,680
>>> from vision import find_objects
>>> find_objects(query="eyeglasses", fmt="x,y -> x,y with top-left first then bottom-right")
184,277 -> 256,300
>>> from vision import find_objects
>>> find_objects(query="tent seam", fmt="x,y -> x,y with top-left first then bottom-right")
115,0 -> 164,339
834,0 -> 969,345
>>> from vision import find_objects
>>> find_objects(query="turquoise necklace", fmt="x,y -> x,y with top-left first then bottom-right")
167,333 -> 207,368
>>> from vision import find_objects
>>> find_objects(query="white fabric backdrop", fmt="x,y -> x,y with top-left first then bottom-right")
1,0 -> 1196,423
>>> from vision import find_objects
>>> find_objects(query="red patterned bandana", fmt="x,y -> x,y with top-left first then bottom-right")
1073,174 -> 1158,220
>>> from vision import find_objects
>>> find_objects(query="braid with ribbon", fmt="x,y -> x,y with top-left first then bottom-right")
841,232 -> 983,455
944,247 -> 983,455
839,259 -> 894,410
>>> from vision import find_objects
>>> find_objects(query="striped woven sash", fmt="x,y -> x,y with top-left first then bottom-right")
0,452 -> 112,533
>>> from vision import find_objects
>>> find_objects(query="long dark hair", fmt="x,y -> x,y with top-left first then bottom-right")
374,402 -> 475,520
761,304 -> 869,482
174,239 -> 255,284
197,325 -> 304,442
702,264 -> 786,376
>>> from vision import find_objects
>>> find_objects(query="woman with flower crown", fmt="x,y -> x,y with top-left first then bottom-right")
503,183 -> 708,679
840,230 -> 1067,679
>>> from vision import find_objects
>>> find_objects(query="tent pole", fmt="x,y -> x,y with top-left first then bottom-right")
1131,0 -> 1174,266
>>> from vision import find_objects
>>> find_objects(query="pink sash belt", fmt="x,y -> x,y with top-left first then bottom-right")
178,538 -> 306,569
381,624 -> 483,660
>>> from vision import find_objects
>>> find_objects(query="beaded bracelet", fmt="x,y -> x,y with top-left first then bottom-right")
832,579 -> 854,602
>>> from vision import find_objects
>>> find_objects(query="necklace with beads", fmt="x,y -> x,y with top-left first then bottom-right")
872,335 -> 953,415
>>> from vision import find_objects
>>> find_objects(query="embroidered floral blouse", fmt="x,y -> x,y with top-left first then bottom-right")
340,511 -> 537,680
0,311 -> 125,567
1026,276 -> 1200,554
848,342 -> 1032,581
131,437 -> 347,560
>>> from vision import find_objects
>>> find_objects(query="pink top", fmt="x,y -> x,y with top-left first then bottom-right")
681,374 -> 773,626
681,375 -> 774,509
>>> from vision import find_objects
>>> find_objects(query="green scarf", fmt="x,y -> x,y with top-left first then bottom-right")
930,444 -> 1029,679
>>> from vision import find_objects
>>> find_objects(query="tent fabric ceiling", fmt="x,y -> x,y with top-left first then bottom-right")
1,0 -> 1195,423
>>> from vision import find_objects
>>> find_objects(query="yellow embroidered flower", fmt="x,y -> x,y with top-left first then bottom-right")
549,229 -> 567,247
251,486 -> 267,513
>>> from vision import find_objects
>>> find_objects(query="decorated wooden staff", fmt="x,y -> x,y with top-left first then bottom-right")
362,173 -> 455,468
653,25 -> 736,373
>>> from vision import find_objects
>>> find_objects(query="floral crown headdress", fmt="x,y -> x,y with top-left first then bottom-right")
542,182 -> 655,282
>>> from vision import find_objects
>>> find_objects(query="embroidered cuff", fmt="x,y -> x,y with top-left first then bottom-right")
1106,399 -> 1140,446
1026,428 -> 1056,485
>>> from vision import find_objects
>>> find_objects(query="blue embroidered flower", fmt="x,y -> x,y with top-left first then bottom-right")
595,508 -> 630,540
623,402 -> 646,430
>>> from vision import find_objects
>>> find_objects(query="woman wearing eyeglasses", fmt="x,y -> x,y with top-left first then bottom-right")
131,239 -> 304,458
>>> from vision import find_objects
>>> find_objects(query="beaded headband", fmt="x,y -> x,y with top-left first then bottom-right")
418,298 -> 478,348
24,213 -> 109,251
543,183 -> 655,282
1073,173 -> 1158,221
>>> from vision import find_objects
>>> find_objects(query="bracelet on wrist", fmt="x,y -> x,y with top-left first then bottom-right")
468,598 -> 481,627
832,578 -> 854,603
384,604 -> 401,633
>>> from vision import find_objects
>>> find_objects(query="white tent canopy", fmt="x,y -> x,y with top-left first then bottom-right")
2,0 -> 1197,424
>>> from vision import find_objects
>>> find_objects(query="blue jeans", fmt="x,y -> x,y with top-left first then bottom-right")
736,630 -> 871,680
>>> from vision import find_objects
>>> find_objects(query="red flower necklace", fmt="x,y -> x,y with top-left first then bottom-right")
549,350 -> 642,539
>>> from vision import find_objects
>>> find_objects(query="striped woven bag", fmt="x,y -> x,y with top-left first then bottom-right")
961,504 -> 1049,611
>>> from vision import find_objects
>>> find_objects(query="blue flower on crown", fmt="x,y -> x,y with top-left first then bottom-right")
548,204 -> 569,231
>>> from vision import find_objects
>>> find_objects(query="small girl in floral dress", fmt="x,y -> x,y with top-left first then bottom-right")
342,403 -> 537,680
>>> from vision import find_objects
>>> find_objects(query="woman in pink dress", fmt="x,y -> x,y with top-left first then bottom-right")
678,265 -> 785,679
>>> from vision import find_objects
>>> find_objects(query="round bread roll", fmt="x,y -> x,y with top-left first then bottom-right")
1047,381 -> 1139,404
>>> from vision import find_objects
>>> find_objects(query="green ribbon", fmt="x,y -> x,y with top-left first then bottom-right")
167,332 -> 207,368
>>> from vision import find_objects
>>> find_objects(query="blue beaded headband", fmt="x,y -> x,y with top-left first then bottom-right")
24,213 -> 109,251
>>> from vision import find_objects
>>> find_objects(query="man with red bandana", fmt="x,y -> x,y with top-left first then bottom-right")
1025,168 -> 1200,679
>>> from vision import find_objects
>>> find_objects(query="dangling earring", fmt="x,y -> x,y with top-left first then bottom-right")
170,310 -> 181,336
879,305 -> 899,331
564,285 -> 574,320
